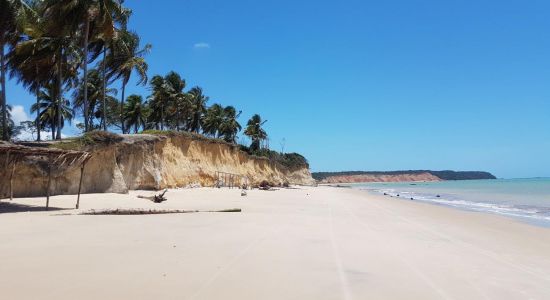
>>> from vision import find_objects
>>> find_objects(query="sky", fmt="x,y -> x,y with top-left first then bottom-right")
5,0 -> 550,178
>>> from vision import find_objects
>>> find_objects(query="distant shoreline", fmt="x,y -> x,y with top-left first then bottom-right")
313,170 -> 496,184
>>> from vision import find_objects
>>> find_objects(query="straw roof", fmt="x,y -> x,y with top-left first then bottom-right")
0,142 -> 91,169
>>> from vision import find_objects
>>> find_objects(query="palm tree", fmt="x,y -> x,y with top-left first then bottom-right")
105,29 -> 150,134
123,94 -> 148,133
219,106 -> 241,143
147,75 -> 167,130
73,68 -> 117,130
0,0 -> 34,140
187,86 -> 208,133
89,7 -> 132,131
244,114 -> 267,152
6,5 -> 44,141
40,0 -> 124,132
31,83 -> 73,140
163,71 -> 186,131
203,103 -> 224,137
0,104 -> 15,140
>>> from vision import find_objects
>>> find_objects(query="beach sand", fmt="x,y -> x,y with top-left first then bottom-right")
1,186 -> 550,299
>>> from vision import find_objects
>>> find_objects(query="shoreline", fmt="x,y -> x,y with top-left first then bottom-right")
332,179 -> 550,228
1,186 -> 550,299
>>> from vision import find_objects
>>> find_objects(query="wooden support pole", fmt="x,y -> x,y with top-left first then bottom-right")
76,162 -> 85,209
2,150 -> 10,201
46,155 -> 52,210
9,158 -> 17,201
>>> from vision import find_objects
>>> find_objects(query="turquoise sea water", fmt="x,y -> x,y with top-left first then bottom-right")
348,178 -> 550,226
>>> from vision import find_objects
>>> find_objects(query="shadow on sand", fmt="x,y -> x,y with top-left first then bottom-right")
0,201 -> 71,214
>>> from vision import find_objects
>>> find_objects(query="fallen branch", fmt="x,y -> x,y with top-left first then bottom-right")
137,189 -> 168,203
80,208 -> 242,215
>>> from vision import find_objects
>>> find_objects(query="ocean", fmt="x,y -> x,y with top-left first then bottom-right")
348,178 -> 550,227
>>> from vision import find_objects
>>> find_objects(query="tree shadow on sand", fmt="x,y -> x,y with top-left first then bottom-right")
0,202 -> 71,214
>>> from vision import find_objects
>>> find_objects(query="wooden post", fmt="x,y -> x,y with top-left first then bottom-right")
76,162 -> 85,209
9,158 -> 17,201
46,155 -> 52,210
3,150 -> 9,201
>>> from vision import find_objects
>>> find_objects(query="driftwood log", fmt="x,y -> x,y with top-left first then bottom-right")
79,208 -> 242,215
137,189 -> 168,203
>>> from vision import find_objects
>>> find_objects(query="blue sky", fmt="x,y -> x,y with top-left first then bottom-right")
5,0 -> 550,178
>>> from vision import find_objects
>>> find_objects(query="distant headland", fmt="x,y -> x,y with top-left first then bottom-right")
312,170 -> 497,184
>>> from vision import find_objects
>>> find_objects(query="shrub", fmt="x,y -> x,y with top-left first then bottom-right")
50,131 -> 123,150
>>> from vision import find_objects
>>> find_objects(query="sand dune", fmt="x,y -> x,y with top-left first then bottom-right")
1,186 -> 549,299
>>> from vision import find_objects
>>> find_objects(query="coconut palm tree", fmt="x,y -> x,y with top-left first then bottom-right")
6,8 -> 46,141
219,106 -> 241,143
89,7 -> 132,131
105,29 -> 150,134
163,71 -> 186,131
31,83 -> 73,140
187,86 -> 208,133
147,74 -> 167,130
0,104 -> 15,140
203,103 -> 224,137
0,0 -> 34,140
73,68 -> 117,130
123,94 -> 148,133
244,114 -> 267,152
40,0 -> 124,132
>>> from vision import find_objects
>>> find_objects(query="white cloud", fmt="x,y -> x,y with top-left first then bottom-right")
193,42 -> 211,49
11,105 -> 30,124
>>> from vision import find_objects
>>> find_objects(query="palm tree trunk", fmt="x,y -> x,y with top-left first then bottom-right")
56,47 -> 63,140
120,82 -> 125,134
83,15 -> 90,132
51,122 -> 55,140
1,46 -> 8,141
36,85 -> 40,141
160,104 -> 164,131
102,48 -> 107,131
176,106 -> 180,131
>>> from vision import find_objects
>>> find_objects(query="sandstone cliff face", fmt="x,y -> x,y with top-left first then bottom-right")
319,172 -> 441,184
0,135 -> 314,198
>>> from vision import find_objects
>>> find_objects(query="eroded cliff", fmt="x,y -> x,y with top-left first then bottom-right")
317,173 -> 441,184
0,134 -> 314,198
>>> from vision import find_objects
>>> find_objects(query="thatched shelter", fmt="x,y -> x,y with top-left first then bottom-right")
0,142 -> 91,209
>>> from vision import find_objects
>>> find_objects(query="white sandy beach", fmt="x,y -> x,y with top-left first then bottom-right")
1,186 -> 550,299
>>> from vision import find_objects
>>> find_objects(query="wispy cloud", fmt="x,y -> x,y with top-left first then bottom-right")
193,42 -> 210,49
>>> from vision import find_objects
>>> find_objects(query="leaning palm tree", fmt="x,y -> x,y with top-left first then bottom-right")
123,94 -> 148,133
219,106 -> 242,143
186,86 -> 208,133
244,114 -> 267,152
0,0 -> 34,140
105,29 -> 150,134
